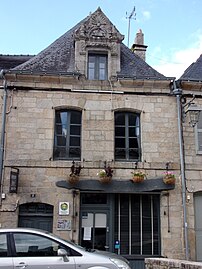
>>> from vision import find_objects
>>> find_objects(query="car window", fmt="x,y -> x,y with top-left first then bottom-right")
13,233 -> 74,257
0,234 -> 8,257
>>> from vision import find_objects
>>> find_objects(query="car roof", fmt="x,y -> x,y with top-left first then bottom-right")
0,228 -> 50,234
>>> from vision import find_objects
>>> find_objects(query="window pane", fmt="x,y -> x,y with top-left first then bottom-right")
70,126 -> 81,135
128,113 -> 138,126
115,127 -> 125,136
115,149 -> 126,159
99,69 -> 105,80
129,138 -> 139,148
88,69 -> 95,80
0,234 -> 7,257
56,135 -> 66,146
115,113 -> 125,125
70,137 -> 80,146
54,147 -> 67,158
129,127 -> 139,137
99,56 -> 107,64
56,111 -> 67,125
69,147 -> 80,158
89,55 -> 95,63
115,139 -> 125,149
56,125 -> 67,135
129,149 -> 139,159
81,193 -> 107,204
71,111 -> 81,124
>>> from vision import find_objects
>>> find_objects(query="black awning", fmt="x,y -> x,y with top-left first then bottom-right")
56,177 -> 175,193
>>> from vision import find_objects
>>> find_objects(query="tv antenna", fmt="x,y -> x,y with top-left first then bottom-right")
126,6 -> 136,47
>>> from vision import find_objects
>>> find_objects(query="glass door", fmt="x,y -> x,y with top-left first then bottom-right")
81,211 -> 109,251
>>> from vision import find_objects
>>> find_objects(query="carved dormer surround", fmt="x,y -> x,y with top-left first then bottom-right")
74,8 -> 124,78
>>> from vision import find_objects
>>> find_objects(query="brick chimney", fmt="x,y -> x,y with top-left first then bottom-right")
131,29 -> 147,61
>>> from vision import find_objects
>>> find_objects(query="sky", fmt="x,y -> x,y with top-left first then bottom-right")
0,0 -> 202,79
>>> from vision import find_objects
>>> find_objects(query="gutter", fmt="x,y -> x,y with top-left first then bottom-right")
0,70 -> 8,202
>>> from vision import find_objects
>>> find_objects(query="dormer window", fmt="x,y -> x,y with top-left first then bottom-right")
88,53 -> 108,80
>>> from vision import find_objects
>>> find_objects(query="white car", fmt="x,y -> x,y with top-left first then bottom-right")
0,228 -> 131,269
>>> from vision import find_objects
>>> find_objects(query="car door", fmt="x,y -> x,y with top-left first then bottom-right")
0,233 -> 14,269
11,232 -> 76,269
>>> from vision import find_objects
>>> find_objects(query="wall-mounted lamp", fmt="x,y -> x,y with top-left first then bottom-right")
9,168 -> 19,193
182,96 -> 201,127
171,81 -> 201,128
184,102 -> 201,127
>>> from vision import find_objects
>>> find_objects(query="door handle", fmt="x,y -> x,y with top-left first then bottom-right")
16,262 -> 28,269
105,246 -> 109,249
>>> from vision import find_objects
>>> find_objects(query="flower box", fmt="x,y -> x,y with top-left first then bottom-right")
132,175 -> 144,183
68,174 -> 79,185
163,175 -> 176,185
99,176 -> 112,184
131,170 -> 145,183
97,166 -> 113,184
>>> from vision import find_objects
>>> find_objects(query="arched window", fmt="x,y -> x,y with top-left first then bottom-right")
53,109 -> 82,160
18,203 -> 53,232
115,111 -> 141,161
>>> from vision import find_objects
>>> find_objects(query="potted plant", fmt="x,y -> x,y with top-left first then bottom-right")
68,161 -> 82,185
163,171 -> 176,185
131,170 -> 146,183
97,165 -> 113,184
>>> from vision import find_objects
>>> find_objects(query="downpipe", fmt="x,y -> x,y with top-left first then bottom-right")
172,80 -> 189,260
0,70 -> 8,203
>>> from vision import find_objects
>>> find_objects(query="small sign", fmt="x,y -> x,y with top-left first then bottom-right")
83,227 -> 92,240
59,202 -> 69,215
57,219 -> 71,231
115,240 -> 120,249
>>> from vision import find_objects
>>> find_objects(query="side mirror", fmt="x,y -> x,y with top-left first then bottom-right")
58,248 -> 69,262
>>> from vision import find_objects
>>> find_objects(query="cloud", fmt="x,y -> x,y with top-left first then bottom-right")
142,11 -> 151,20
150,32 -> 202,79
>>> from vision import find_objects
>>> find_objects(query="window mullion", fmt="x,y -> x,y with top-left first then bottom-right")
125,114 -> 129,159
66,112 -> 71,155
118,194 -> 121,255
129,195 -> 132,255
140,195 -> 143,255
95,56 -> 99,80
151,195 -> 154,255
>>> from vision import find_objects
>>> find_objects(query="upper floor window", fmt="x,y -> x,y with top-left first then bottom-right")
115,111 -> 141,161
53,109 -> 81,160
88,53 -> 108,80
196,112 -> 202,154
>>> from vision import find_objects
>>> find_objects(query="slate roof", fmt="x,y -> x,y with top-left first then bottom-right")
119,43 -> 165,79
0,54 -> 33,71
11,9 -> 166,80
180,54 -> 202,81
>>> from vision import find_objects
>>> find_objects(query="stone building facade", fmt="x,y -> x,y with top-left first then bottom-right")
0,7 -> 202,267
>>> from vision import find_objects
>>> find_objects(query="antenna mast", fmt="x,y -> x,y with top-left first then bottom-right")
126,6 -> 136,47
